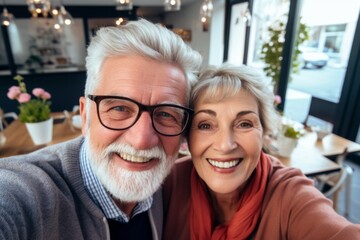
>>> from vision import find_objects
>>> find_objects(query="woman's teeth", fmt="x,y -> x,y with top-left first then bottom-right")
207,159 -> 240,169
120,153 -> 152,163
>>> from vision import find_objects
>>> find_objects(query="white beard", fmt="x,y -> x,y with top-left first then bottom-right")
84,137 -> 176,203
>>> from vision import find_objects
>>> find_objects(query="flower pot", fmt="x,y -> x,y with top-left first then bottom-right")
277,135 -> 298,157
25,118 -> 53,145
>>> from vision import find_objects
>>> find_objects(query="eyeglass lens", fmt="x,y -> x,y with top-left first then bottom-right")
97,97 -> 189,136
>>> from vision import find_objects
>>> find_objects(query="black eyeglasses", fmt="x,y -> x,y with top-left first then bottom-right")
88,95 -> 193,136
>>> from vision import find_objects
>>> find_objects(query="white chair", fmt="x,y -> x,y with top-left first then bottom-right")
315,148 -> 353,216
0,110 -> 18,147
72,105 -> 80,114
0,109 -> 18,128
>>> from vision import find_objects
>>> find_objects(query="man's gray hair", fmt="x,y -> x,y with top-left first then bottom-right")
85,18 -> 202,105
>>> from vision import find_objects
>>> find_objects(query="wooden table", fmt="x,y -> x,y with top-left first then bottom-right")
2,115 -> 360,176
299,131 -> 360,157
0,113 -> 82,158
274,131 -> 360,177
275,145 -> 341,177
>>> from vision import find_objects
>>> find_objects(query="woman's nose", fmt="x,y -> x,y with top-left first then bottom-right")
212,128 -> 238,153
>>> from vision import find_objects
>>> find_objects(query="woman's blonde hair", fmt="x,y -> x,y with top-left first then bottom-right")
190,63 -> 278,136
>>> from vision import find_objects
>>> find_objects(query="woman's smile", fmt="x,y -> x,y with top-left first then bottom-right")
206,158 -> 242,169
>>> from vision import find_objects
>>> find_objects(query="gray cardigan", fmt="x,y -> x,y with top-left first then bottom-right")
0,137 -> 163,240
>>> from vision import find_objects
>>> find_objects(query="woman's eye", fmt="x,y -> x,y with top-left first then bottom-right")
198,123 -> 211,129
238,121 -> 253,128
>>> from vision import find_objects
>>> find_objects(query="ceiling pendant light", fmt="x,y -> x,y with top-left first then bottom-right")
52,0 -> 73,30
164,0 -> 181,12
116,0 -> 133,11
57,5 -> 73,25
200,0 -> 213,31
50,5 -> 59,17
1,4 -> 14,26
27,0 -> 51,18
115,17 -> 127,26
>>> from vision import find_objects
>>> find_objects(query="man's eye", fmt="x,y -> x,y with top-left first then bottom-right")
107,105 -> 136,119
112,106 -> 127,112
157,111 -> 172,118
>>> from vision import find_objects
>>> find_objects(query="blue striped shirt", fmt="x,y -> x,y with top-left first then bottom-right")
79,142 -> 153,223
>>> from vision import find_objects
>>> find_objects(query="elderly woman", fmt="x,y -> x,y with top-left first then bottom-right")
163,64 -> 360,239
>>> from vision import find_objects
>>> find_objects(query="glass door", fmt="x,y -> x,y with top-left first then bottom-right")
289,0 -> 360,104
245,0 -> 359,126
226,1 -> 250,65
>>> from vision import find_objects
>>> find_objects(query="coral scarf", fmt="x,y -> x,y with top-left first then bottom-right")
190,152 -> 271,240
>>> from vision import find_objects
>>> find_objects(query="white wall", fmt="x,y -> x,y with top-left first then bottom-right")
165,0 -> 224,66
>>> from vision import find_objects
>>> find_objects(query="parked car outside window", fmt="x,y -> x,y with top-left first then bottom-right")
300,47 -> 329,69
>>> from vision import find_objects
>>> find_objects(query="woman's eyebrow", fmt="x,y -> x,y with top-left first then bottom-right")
194,109 -> 257,118
194,109 -> 216,117
236,110 -> 258,118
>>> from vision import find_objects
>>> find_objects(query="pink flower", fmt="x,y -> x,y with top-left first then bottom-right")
8,75 -> 52,123
32,88 -> 45,97
17,93 -> 31,103
32,88 -> 51,100
274,95 -> 282,105
7,86 -> 21,99
42,91 -> 51,100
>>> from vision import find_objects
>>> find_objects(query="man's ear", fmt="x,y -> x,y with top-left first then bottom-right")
79,96 -> 87,136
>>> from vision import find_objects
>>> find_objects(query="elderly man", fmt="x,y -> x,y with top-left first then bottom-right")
0,19 -> 202,240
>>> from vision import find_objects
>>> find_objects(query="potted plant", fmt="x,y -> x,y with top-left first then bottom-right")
283,124 -> 303,139
260,17 -> 309,94
7,75 -> 53,145
277,124 -> 304,157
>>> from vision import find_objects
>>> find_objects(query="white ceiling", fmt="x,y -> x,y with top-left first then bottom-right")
8,0 -> 196,7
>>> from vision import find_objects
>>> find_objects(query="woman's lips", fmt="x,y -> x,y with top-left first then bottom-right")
206,158 -> 242,169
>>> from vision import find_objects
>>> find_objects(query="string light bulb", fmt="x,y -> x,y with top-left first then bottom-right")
27,0 -> 51,18
200,0 -> 213,32
1,7 -> 14,26
116,17 -> 126,25
52,3 -> 73,30
164,0 -> 181,11
116,0 -> 133,11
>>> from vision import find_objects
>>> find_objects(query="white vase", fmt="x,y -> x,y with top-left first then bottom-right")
25,118 -> 53,145
277,135 -> 298,157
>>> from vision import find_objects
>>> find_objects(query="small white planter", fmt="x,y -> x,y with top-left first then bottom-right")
25,118 -> 53,145
277,135 -> 298,157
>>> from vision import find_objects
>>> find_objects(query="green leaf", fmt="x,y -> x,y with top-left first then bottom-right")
260,17 -> 309,94
18,99 -> 51,123
283,125 -> 303,139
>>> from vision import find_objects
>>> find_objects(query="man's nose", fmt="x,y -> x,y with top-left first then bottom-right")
121,111 -> 159,150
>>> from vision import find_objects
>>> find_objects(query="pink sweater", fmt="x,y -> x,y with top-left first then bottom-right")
163,156 -> 360,239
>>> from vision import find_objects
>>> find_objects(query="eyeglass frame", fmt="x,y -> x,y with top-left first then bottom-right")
87,94 -> 194,136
